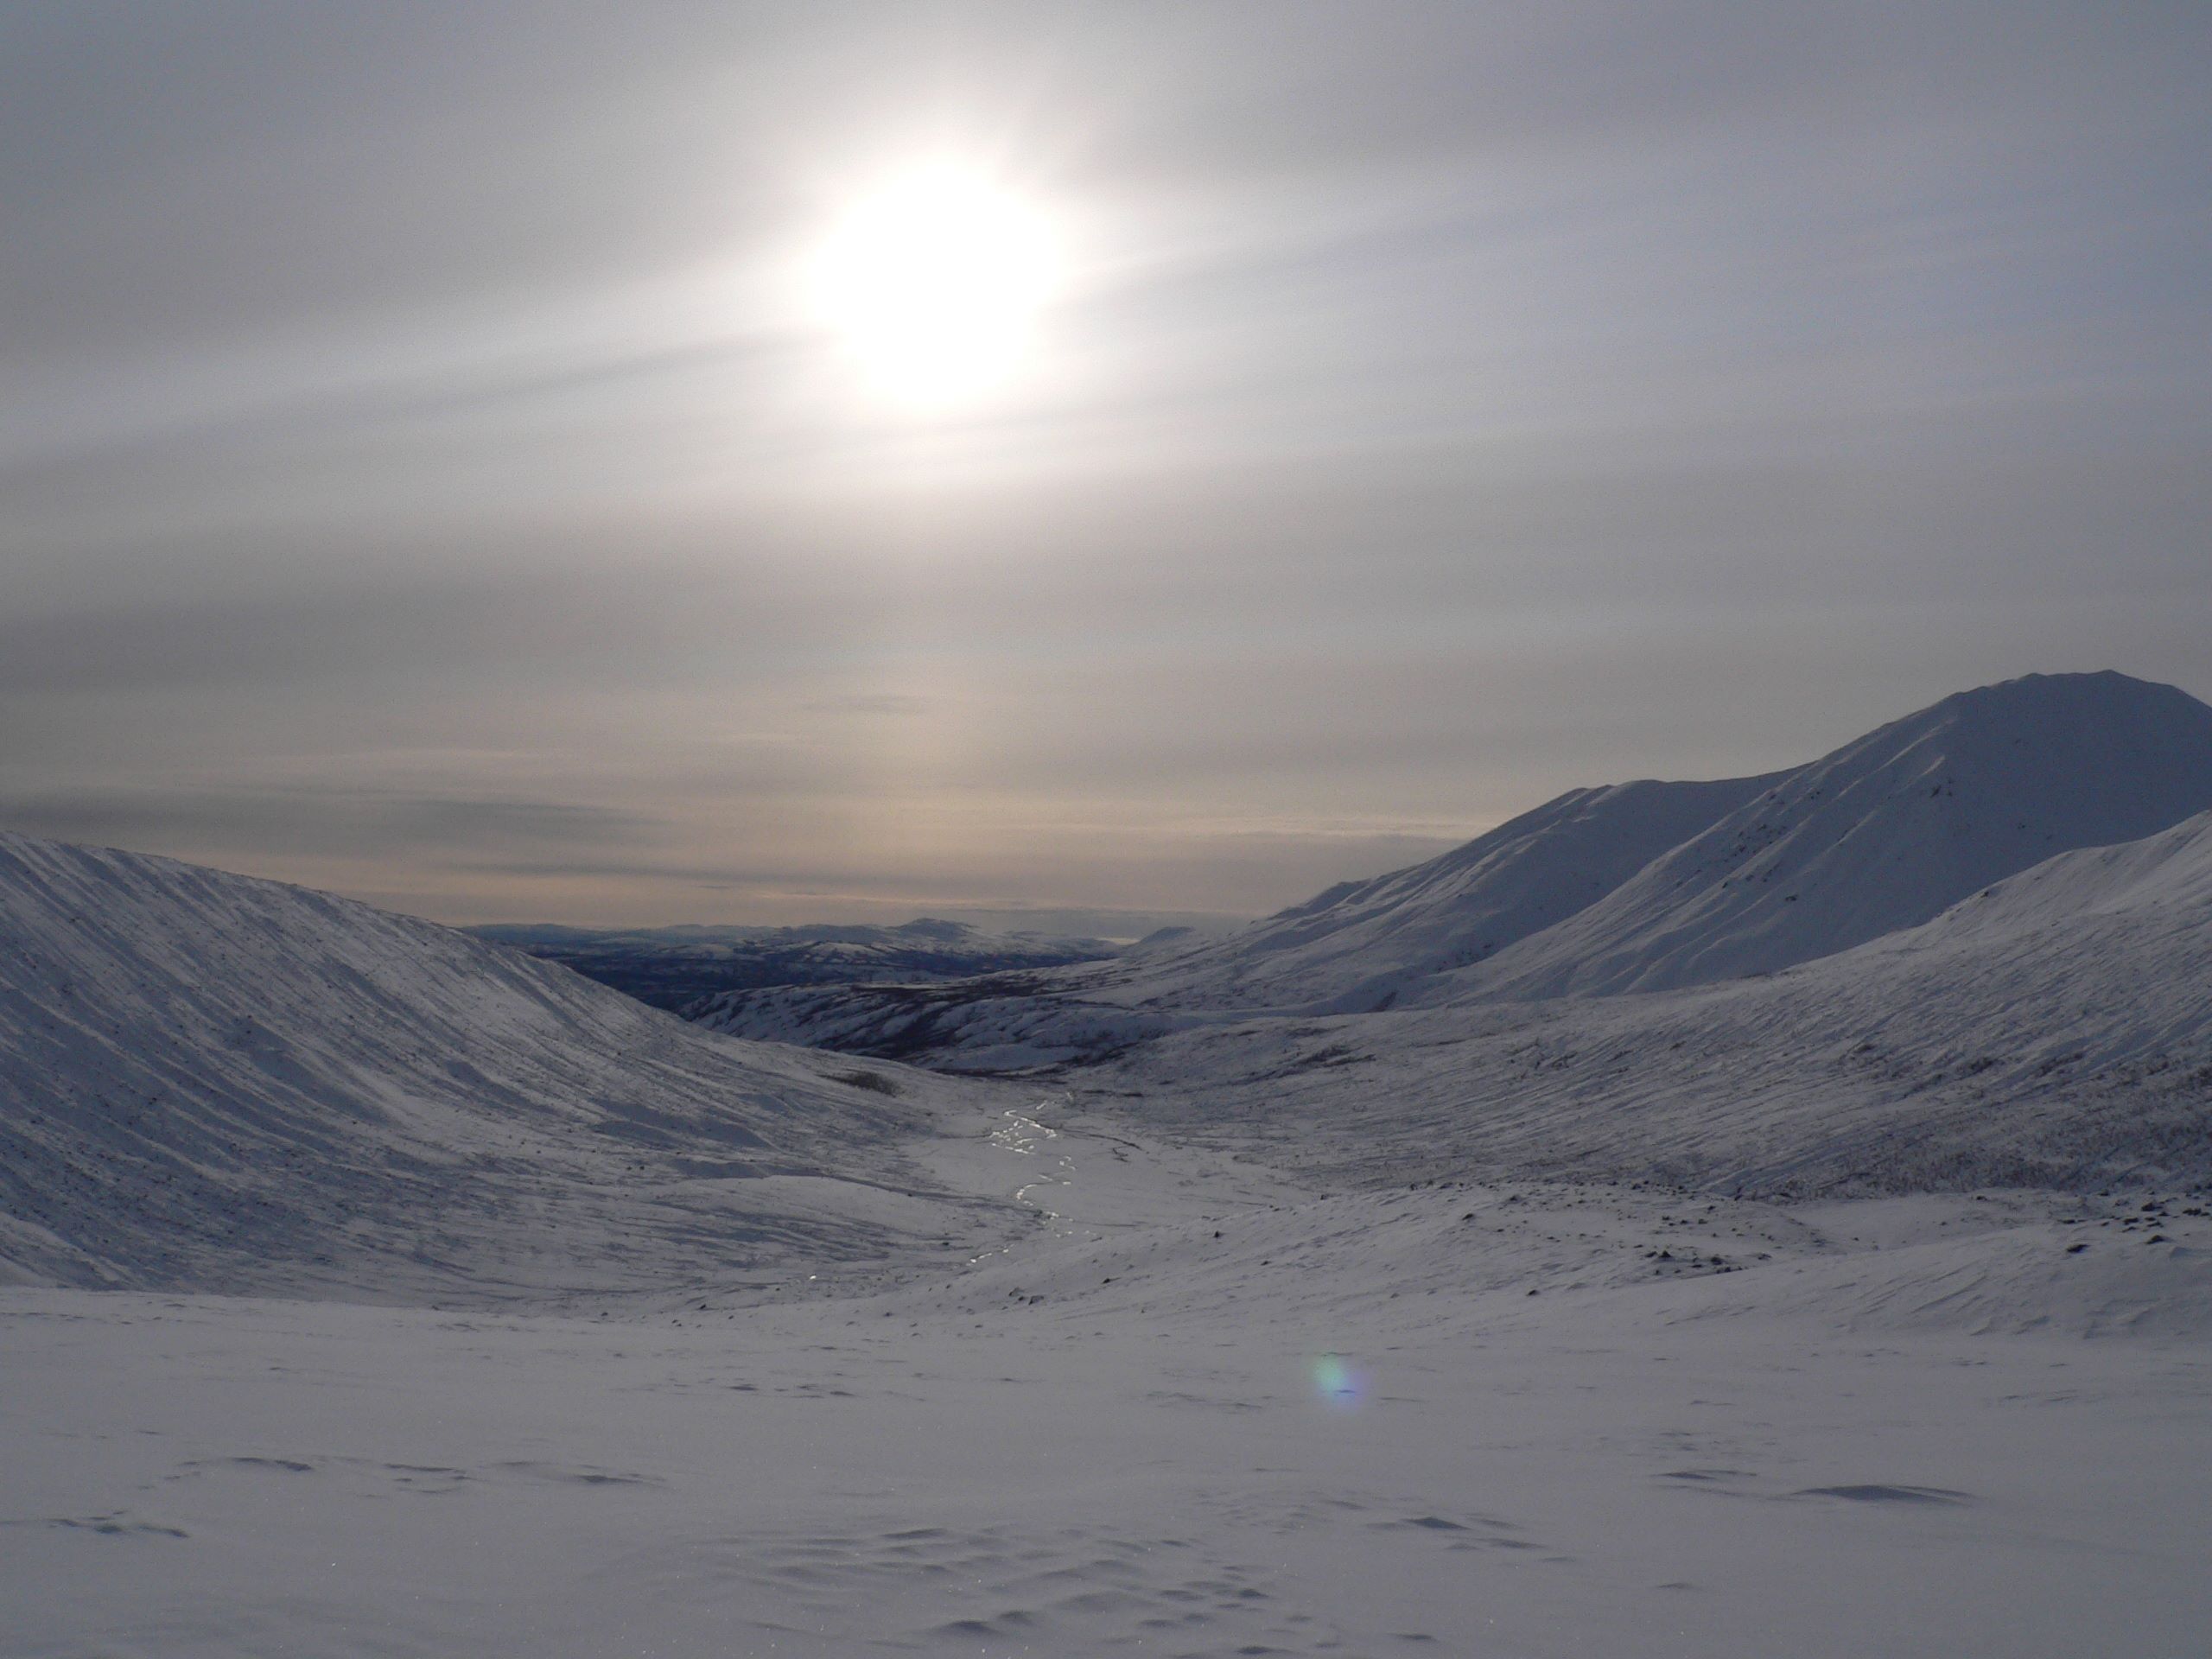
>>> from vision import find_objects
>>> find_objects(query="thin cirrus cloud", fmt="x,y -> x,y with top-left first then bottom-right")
3,2 -> 2209,925
0,785 -> 658,865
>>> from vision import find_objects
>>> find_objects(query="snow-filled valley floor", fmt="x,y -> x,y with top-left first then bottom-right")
10,1089 -> 2211,1659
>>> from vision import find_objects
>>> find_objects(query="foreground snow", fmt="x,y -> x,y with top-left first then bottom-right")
8,1094 -> 2210,1657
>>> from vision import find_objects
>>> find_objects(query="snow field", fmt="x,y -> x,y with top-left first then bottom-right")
8,1096 -> 2211,1657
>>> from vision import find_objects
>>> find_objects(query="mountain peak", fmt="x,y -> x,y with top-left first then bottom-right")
1460,671 -> 2212,1000
1904,669 -> 2210,739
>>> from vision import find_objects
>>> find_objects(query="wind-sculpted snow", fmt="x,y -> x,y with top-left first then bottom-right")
0,833 -> 998,1300
11,1103 -> 2212,1656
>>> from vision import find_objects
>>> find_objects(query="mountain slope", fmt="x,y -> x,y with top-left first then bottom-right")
1446,671 -> 2212,1001
679,775 -> 1782,1054
1095,773 -> 1779,1014
0,834 -> 996,1301
1101,806 -> 2212,1195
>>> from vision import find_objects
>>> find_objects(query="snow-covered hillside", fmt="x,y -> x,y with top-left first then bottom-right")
1102,804 -> 2212,1195
0,834 -> 1000,1301
691,673 -> 2212,1074
1121,772 -> 1782,1013
1452,670 -> 2212,1001
7,691 -> 2212,1657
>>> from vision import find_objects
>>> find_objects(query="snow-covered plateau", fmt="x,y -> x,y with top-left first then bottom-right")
5,671 -> 2210,1656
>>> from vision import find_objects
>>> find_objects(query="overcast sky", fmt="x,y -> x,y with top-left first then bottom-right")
4,2 -> 2209,928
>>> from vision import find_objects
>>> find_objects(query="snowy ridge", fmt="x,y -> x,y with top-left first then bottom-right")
1106,772 -> 1780,1014
0,833 -> 998,1300
1448,670 -> 2212,1001
1108,806 -> 2212,1195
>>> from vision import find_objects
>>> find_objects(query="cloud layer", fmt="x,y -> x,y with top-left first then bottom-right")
5,3 -> 2208,924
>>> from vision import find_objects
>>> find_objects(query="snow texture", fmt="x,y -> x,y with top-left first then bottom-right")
0,832 -> 993,1303
7,1116 -> 2210,1657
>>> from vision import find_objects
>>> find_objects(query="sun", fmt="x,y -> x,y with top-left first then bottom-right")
811,166 -> 1060,407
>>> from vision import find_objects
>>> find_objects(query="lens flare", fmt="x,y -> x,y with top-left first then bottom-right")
1311,1353 -> 1367,1409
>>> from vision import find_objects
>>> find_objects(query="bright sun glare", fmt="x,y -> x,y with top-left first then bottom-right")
812,166 -> 1060,406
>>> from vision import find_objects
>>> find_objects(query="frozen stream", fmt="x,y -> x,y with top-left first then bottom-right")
988,1099 -> 1078,1231
942,1087 -> 1307,1268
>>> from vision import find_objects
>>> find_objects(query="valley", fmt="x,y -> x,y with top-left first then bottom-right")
6,672 -> 2211,1656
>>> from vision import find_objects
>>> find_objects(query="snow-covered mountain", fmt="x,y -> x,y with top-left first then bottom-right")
1447,670 -> 2212,1003
698,791 -> 2212,1186
473,918 -> 1119,1011
690,672 -> 2212,1066
10,670 -> 2206,1305
0,834 -> 994,1300
1108,804 -> 2212,1195
1119,772 -> 1783,1014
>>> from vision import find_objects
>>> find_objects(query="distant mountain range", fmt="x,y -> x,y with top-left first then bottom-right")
467,918 -> 1122,1011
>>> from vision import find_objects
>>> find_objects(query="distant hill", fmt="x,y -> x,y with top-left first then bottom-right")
1116,670 -> 2212,1013
0,834 -> 982,1300
469,918 -> 1120,1011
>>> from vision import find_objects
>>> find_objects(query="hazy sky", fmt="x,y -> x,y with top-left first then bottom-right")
5,2 -> 2209,927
